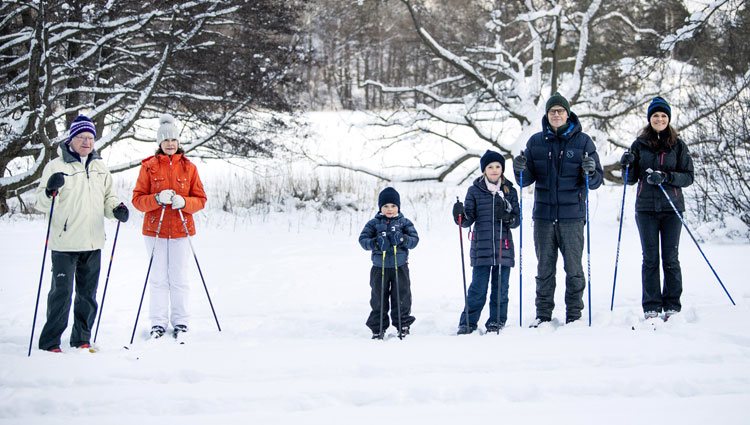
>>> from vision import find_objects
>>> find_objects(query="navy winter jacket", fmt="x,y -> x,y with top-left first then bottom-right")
514,112 -> 603,222
460,177 -> 520,267
359,212 -> 419,268
625,136 -> 694,213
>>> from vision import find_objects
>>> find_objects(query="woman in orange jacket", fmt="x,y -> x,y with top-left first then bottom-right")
132,114 -> 207,340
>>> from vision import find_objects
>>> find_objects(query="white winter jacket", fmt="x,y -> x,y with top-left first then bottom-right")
34,146 -> 120,252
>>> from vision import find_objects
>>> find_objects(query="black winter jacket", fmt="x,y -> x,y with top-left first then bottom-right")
460,177 -> 520,267
625,135 -> 694,212
515,113 -> 603,222
359,212 -> 419,268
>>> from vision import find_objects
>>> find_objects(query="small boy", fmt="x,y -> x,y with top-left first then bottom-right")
358,187 -> 419,339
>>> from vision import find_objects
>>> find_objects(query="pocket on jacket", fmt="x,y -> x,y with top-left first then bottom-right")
176,176 -> 188,192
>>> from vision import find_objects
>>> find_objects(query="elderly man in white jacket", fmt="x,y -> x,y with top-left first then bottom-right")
35,115 -> 129,352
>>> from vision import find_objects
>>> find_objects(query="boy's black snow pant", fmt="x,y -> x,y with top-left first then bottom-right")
39,250 -> 101,350
636,211 -> 683,313
366,264 -> 415,334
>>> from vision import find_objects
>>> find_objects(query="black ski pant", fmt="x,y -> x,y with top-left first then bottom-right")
38,250 -> 101,350
533,220 -> 586,321
636,211 -> 683,313
366,264 -> 415,333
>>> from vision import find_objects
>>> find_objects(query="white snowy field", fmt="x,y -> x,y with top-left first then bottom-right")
1,111 -> 750,424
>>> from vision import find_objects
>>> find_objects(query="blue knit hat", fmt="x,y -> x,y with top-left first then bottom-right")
480,150 -> 505,173
647,97 -> 671,122
67,115 -> 96,144
378,187 -> 400,209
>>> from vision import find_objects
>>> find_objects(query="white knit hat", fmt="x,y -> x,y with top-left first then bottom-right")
156,114 -> 180,144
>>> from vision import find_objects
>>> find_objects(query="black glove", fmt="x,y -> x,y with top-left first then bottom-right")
494,197 -> 513,221
388,230 -> 404,247
45,172 -> 65,197
113,203 -> 129,223
376,233 -> 389,251
513,155 -> 527,173
582,155 -> 596,174
646,170 -> 669,185
452,200 -> 465,224
620,151 -> 635,168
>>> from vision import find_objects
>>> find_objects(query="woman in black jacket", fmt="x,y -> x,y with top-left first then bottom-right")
452,150 -> 520,334
621,97 -> 694,320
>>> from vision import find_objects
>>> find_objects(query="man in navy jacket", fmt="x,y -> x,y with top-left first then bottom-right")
513,92 -> 603,327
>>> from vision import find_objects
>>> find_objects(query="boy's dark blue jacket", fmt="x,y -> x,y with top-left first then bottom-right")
460,176 -> 520,267
514,112 -> 603,222
359,212 -> 419,268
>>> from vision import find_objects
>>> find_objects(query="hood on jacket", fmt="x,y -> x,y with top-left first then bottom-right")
541,111 -> 583,140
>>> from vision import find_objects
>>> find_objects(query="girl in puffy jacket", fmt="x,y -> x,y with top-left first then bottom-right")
452,150 -> 520,334
132,114 -> 207,339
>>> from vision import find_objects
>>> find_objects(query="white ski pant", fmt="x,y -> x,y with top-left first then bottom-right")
144,236 -> 191,329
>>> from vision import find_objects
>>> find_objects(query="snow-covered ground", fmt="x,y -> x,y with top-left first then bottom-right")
1,112 -> 749,424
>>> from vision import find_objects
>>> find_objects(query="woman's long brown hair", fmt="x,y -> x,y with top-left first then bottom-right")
638,123 -> 679,149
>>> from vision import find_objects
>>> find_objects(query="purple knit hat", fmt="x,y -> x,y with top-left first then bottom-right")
67,115 -> 97,144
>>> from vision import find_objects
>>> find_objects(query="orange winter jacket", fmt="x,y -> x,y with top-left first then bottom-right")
132,153 -> 207,238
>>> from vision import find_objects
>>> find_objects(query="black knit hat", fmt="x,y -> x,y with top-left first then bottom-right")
647,96 -> 671,123
545,92 -> 570,115
378,187 -> 400,209
480,150 -> 505,173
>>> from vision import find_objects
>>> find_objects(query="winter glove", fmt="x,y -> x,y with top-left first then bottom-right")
171,194 -> 186,210
155,189 -> 175,206
113,203 -> 129,223
376,233 -> 389,251
452,200 -> 465,224
513,155 -> 527,174
494,197 -> 513,222
388,230 -> 404,247
45,172 -> 65,198
581,155 -> 596,175
620,151 -> 635,168
646,170 -> 670,185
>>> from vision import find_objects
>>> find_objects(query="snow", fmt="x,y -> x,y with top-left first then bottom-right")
1,111 -> 750,424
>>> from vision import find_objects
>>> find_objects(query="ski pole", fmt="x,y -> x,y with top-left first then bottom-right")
585,153 -> 592,327
610,163 -> 629,311
379,249 -> 386,339
178,209 -> 222,331
28,193 -> 57,357
393,245 -> 403,339
457,198 -> 470,332
495,218 -> 503,334
648,170 -> 735,305
94,220 -> 120,343
129,205 -> 166,345
518,170 -> 523,327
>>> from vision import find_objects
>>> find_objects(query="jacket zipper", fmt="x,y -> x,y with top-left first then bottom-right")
491,193 -> 497,266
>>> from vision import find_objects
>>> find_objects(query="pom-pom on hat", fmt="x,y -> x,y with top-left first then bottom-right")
156,113 -> 180,144
378,187 -> 401,209
647,96 -> 671,123
67,115 -> 96,144
546,92 -> 570,115
480,150 -> 505,173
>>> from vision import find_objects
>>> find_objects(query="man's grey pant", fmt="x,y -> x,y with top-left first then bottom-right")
533,220 -> 585,321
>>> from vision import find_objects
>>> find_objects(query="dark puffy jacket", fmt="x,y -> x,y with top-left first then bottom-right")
514,112 -> 603,222
460,177 -> 520,267
359,212 -> 419,268
625,136 -> 694,212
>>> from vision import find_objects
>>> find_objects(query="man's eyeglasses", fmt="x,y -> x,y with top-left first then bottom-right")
73,135 -> 95,142
548,108 -> 567,116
